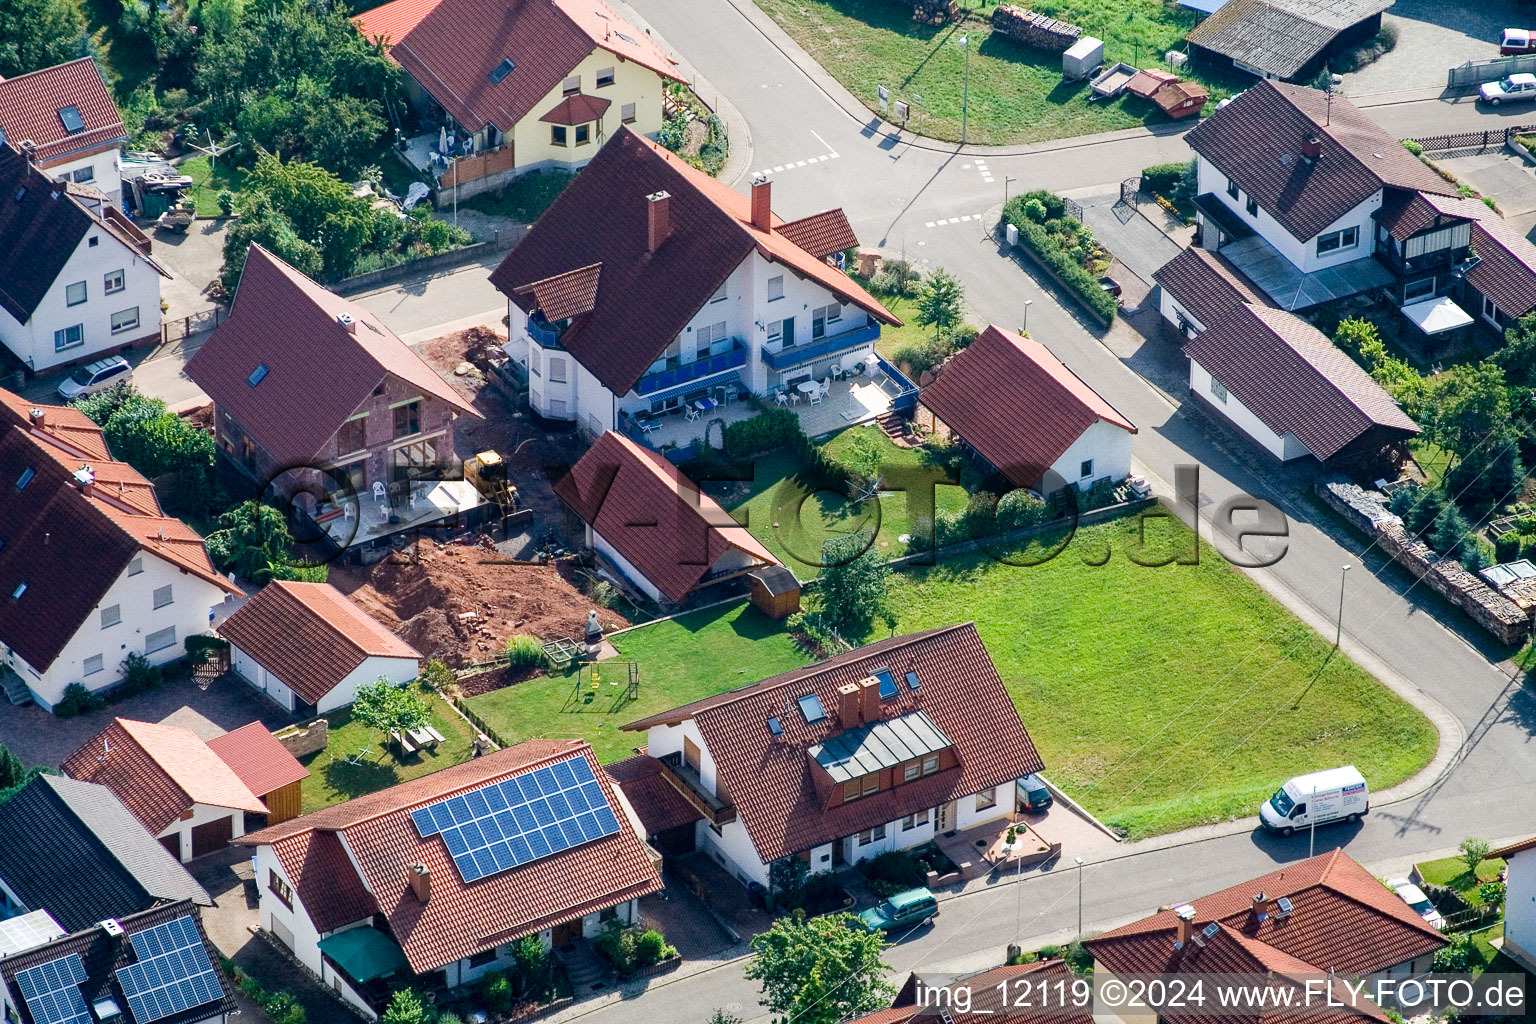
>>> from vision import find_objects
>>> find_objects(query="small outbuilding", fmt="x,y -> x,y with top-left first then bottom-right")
1185,0 -> 1393,83
749,565 -> 802,620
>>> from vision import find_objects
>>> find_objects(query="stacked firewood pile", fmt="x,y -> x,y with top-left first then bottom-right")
990,4 -> 1082,51
911,0 -> 958,25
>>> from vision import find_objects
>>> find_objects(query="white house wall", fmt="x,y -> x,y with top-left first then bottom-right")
1189,357 -> 1308,462
594,531 -> 665,604
1157,287 -> 1204,335
1196,156 -> 1380,273
316,654 -> 422,715
0,223 -> 161,372
156,803 -> 245,863
9,551 -> 230,711
231,644 -> 296,712
45,150 -> 123,205
1505,848 -> 1536,969
253,844 -> 349,978
1046,418 -> 1133,491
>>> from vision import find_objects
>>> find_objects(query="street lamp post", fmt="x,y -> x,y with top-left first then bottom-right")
1334,565 -> 1351,648
960,34 -> 971,146
1005,175 -> 1018,206
1075,856 -> 1085,940
1023,299 -> 1033,334
1309,782 -> 1318,858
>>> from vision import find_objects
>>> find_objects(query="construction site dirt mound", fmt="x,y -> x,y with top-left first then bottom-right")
329,538 -> 629,666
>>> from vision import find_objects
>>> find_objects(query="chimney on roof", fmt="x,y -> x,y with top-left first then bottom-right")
858,674 -> 880,723
18,140 -> 36,163
836,683 -> 861,730
750,172 -> 772,232
646,190 -> 671,253
73,466 -> 94,498
1174,903 -> 1197,947
1251,891 -> 1270,923
27,407 -> 44,429
1301,133 -> 1322,161
406,862 -> 431,904
336,312 -> 358,334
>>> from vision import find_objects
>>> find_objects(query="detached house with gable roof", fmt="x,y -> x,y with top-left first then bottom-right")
1181,80 -> 1536,339
0,57 -> 130,203
62,717 -> 309,861
1088,849 -> 1446,1021
186,244 -> 480,503
0,389 -> 240,711
0,147 -> 167,372
238,740 -> 662,1018
355,0 -> 684,197
620,623 -> 1044,888
491,127 -> 901,439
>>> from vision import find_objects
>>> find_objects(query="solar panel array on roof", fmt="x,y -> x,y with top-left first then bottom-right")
409,755 -> 622,883
15,953 -> 89,1024
117,915 -> 224,1024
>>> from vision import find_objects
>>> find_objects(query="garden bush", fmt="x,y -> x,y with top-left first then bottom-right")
1003,196 -> 1117,324
504,635 -> 549,670
1140,160 -> 1193,197
594,922 -> 639,972
858,850 -> 926,889
1021,197 -> 1047,223
481,970 -> 513,1013
996,489 -> 1050,532
119,653 -> 163,697
1433,934 -> 1476,972
1479,879 -> 1506,907
724,408 -> 801,458
185,635 -> 229,664
53,683 -> 104,719
635,928 -> 676,967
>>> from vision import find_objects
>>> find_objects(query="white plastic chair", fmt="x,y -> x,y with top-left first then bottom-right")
809,387 -> 823,405
372,480 -> 388,505
685,406 -> 700,422
775,391 -> 789,406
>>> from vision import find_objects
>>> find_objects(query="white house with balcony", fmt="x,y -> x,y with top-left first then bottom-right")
490,127 -> 901,442
617,624 -> 1046,889
0,147 -> 168,372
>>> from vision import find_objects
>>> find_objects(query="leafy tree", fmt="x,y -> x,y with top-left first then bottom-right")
222,195 -> 323,293
915,267 -> 965,345
379,989 -> 433,1024
708,1011 -> 744,1024
0,0 -> 85,80
352,678 -> 432,738
745,911 -> 896,1024
1430,503 -> 1473,560
0,744 -> 46,806
1460,836 -> 1491,874
1433,933 -> 1475,972
71,384 -> 216,513
1421,362 -> 1525,515
205,501 -> 293,582
815,533 -> 896,642
1496,312 -> 1536,388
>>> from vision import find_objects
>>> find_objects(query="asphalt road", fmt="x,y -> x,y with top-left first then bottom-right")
517,2 -> 1536,1022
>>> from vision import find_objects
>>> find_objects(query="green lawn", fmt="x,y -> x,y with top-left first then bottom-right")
753,0 -> 1241,145
718,427 -> 969,576
298,694 -> 477,811
463,604 -> 809,762
1415,855 -> 1507,903
462,170 -> 575,224
180,155 -> 249,218
466,508 -> 1435,839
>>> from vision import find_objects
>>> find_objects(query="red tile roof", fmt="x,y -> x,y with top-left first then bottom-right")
217,581 -> 422,706
603,754 -> 703,835
270,829 -> 378,932
0,394 -> 110,460
0,404 -> 238,673
1187,81 -> 1455,244
62,718 -> 268,834
375,0 -> 682,134
554,431 -> 779,602
1184,303 -> 1418,461
920,326 -> 1136,490
0,58 -> 127,165
242,741 -> 662,973
352,0 -> 442,46
184,244 -> 480,467
539,93 -> 610,126
1494,834 -> 1536,859
623,624 -> 1044,863
1375,191 -> 1486,243
1090,849 -> 1446,981
1466,213 -> 1536,320
523,263 -> 602,322
491,128 -> 899,396
777,209 -> 860,260
207,722 -> 310,799
1154,246 -> 1271,330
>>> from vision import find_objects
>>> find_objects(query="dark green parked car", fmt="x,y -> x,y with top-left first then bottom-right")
855,888 -> 939,932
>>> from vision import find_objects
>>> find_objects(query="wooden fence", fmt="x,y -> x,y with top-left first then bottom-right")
441,144 -> 516,187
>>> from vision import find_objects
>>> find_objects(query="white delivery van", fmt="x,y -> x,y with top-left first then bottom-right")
1259,766 -> 1368,836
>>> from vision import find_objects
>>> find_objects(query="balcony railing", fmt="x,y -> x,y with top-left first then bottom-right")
875,354 -> 919,412
657,751 -> 736,825
526,317 -> 565,349
761,321 -> 881,371
636,339 -> 748,396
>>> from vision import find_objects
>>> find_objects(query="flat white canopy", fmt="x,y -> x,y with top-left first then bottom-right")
1401,295 -> 1473,335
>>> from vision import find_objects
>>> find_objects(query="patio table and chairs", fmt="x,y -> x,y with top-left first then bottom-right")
695,397 -> 718,415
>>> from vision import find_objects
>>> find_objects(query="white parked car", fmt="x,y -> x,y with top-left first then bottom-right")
1387,878 -> 1446,930
1480,73 -> 1536,104
56,355 -> 132,401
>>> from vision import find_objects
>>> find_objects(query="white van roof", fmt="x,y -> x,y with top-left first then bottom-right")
1286,765 -> 1365,792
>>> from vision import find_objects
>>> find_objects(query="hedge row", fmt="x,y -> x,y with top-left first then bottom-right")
721,407 -> 851,488
1140,160 -> 1193,196
1003,193 -> 1118,324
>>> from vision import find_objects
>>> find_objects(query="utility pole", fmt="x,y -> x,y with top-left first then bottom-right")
1309,782 -> 1318,858
1334,565 -> 1350,648
960,34 -> 971,146
1005,175 -> 1018,207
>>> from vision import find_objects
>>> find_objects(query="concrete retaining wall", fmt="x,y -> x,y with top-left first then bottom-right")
1317,477 -> 1529,645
